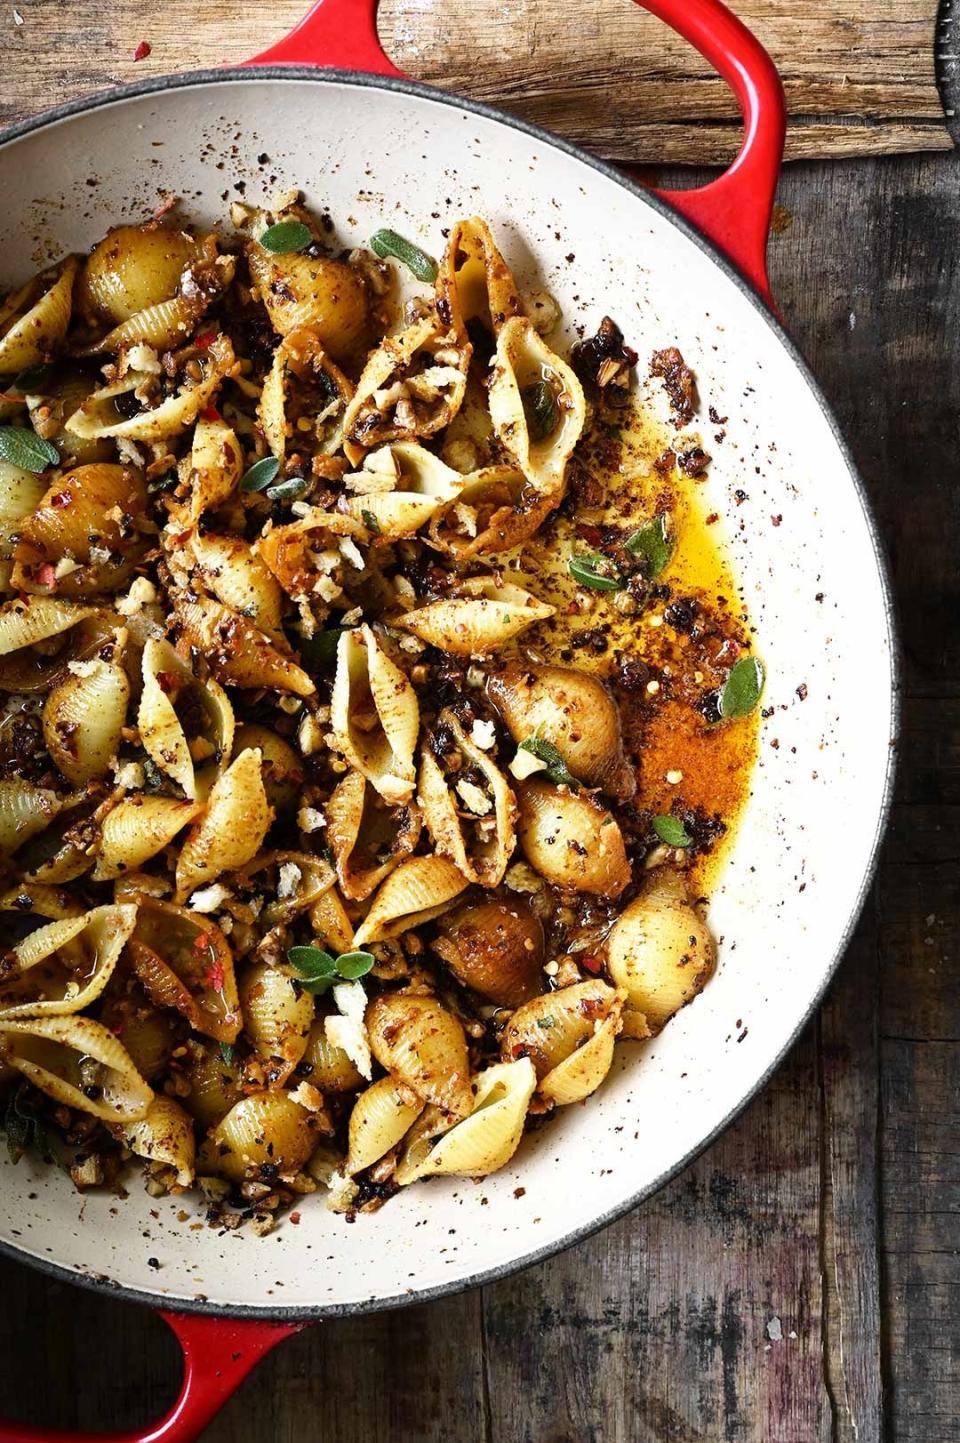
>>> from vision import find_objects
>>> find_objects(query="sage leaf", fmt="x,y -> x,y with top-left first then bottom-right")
519,736 -> 579,789
369,228 -> 438,283
568,551 -> 624,592
0,426 -> 59,473
651,814 -> 692,848
240,455 -> 280,492
719,656 -> 765,720
258,221 -> 313,254
625,513 -> 673,579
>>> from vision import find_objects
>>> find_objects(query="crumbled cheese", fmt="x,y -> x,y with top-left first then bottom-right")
277,862 -> 302,900
325,980 -> 372,1080
466,666 -> 485,689
125,342 -> 162,375
509,747 -> 546,781
397,632 -> 424,653
665,770 -> 683,785
326,1171 -> 360,1214
115,437 -> 145,469
339,537 -> 366,571
67,658 -> 100,679
288,1081 -> 324,1112
53,557 -> 80,580
297,806 -> 326,833
188,882 -> 231,913
504,861 -> 544,894
340,606 -> 363,627
456,778 -> 492,815
113,760 -> 145,792
298,713 -> 326,756
524,287 -> 561,336
115,575 -> 158,615
646,679 -> 660,695
313,574 -> 341,603
470,718 -> 496,751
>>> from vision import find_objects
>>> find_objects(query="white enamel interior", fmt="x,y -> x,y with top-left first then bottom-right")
0,75 -> 895,1316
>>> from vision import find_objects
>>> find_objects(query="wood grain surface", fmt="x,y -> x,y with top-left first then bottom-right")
1,13 -> 958,1443
0,0 -> 953,163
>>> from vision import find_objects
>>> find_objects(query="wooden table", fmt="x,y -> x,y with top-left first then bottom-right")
0,6 -> 956,1440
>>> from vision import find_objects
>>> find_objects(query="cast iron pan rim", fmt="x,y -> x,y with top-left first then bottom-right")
0,65 -> 901,1320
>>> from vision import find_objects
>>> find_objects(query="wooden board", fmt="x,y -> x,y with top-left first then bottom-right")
0,0 -> 953,163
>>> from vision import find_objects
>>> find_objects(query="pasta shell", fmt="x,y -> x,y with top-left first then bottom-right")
25,370 -> 114,468
325,768 -> 421,901
247,215 -> 369,356
399,577 -> 554,657
486,663 -> 636,800
431,898 -> 544,1007
170,587 -> 314,697
100,997 -> 177,1082
516,778 -> 630,896
15,791 -> 99,885
605,866 -> 716,1031
88,250 -> 235,355
488,315 -> 586,497
0,903 -> 137,1018
12,463 -> 150,598
352,854 -> 468,946
366,992 -> 472,1116
239,850 -> 336,931
0,462 -> 46,588
0,1014 -> 152,1122
418,710 -> 516,887
0,594 -> 94,658
500,978 -> 622,1105
0,595 -> 101,691
308,885 -> 356,954
116,1096 -> 196,1188
339,442 -> 465,539
301,1015 -> 364,1094
237,961 -> 314,1085
345,1075 -> 425,1175
392,1102 -> 459,1186
167,415 -> 244,530
66,334 -> 235,443
78,224 -> 202,323
0,780 -> 61,858
330,625 -> 419,805
42,650 -> 130,785
233,725 -> 302,813
198,1090 -> 317,1183
137,636 -> 235,801
175,748 -> 274,900
254,506 -> 365,603
182,1041 -> 244,1130
0,881 -> 84,924
0,256 -> 77,374
127,898 -> 241,1044
425,463 -> 548,560
189,532 -> 285,646
341,313 -> 469,455
258,326 -> 354,462
399,1057 -> 536,1182
438,217 -> 522,350
93,795 -> 201,881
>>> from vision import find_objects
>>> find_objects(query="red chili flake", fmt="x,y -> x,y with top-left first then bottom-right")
575,523 -> 603,546
771,514 -> 782,527
705,512 -> 719,526
289,1211 -> 301,1226
50,490 -> 72,509
193,933 -> 210,952
133,40 -> 152,61
205,958 -> 226,993
201,404 -> 221,422
581,955 -> 603,975
194,330 -> 216,350
566,599 -> 581,616
156,670 -> 177,694
36,563 -> 57,589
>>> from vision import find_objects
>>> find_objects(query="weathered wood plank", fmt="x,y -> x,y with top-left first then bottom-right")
0,0 -> 952,163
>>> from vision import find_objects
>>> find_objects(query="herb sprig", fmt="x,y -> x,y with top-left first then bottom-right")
0,426 -> 59,474
719,656 -> 765,719
258,220 -> 313,254
518,735 -> 580,789
287,946 -> 376,994
369,228 -> 438,283
651,815 -> 692,848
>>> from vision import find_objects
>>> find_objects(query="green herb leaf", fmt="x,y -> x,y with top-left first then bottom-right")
369,228 -> 438,283
2,1082 -> 56,1165
265,476 -> 309,502
536,1015 -> 556,1030
360,508 -> 381,535
568,552 -> 624,592
240,455 -> 281,492
335,950 -> 376,980
258,221 -> 313,254
625,513 -> 673,579
519,736 -> 580,789
652,814 -> 693,848
218,1042 -> 235,1067
299,625 -> 352,674
521,379 -> 560,441
0,426 -> 59,474
719,655 -> 765,720
12,362 -> 58,395
287,945 -> 338,993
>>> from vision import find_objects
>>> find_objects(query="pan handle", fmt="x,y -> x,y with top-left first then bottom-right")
0,1312 -> 305,1443
245,0 -> 785,305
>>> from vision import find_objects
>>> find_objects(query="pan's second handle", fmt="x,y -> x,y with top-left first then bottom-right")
244,0 -> 785,306
0,1312 -> 305,1443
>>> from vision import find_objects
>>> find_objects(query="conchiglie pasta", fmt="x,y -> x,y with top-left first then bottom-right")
341,313 -> 469,457
0,903 -> 137,1018
11,464 -> 150,598
78,223 -> 203,324
182,1041 -> 244,1130
258,326 -> 354,462
246,210 -> 369,357
174,748 -> 274,900
199,1091 -> 316,1183
0,461 -> 46,591
500,979 -> 623,1104
189,532 -> 285,646
345,1075 -> 424,1175
438,216 -> 522,351
93,794 -> 201,881
126,899 -> 240,1044
170,587 -> 314,697
0,780 -> 61,859
330,625 -> 419,805
42,648 -> 130,785
301,1016 -> 364,1094
338,442 -> 466,539
0,256 -> 77,374
66,334 -> 235,444
418,709 -> 516,887
352,854 -> 468,946
137,636 -> 234,801
237,961 -> 314,1085
516,778 -> 631,897
399,577 -> 554,657
167,415 -> 244,529
366,992 -> 473,1117
488,315 -> 586,497
0,1015 -> 152,1122
398,1058 -> 536,1182
100,997 -> 177,1083
117,1096 -> 196,1187
325,768 -> 421,901
605,866 -> 716,1031
0,595 -> 99,692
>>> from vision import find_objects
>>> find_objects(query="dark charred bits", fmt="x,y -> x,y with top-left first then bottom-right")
571,317 -> 637,406
664,597 -> 699,634
676,445 -> 711,479
650,347 -> 698,426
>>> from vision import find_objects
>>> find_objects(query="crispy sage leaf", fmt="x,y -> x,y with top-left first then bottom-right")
519,736 -> 580,789
719,656 -> 765,720
568,552 -> 623,592
369,228 -> 438,283
0,426 -> 59,473
625,512 -> 673,578
258,221 -> 313,254
651,814 -> 692,848
240,456 -> 281,493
